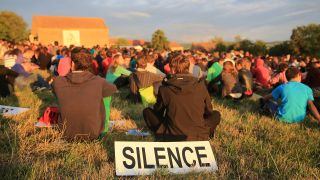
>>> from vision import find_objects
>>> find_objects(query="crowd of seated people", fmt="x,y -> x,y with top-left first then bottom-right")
0,39 -> 319,141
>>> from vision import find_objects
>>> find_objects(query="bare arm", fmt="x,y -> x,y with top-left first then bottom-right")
307,100 -> 320,123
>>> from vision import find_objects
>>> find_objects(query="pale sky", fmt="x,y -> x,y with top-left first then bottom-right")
1,0 -> 320,43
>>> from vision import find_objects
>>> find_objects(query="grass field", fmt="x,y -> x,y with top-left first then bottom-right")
1,82 -> 320,179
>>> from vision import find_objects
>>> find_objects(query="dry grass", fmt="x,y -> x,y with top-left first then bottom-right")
1,86 -> 320,179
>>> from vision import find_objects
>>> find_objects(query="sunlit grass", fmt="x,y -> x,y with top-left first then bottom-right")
0,86 -> 319,179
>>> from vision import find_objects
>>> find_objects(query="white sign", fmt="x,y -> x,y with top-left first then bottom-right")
0,105 -> 29,116
62,30 -> 80,46
115,141 -> 218,176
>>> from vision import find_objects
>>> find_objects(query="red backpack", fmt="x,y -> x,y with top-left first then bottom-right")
35,107 -> 59,127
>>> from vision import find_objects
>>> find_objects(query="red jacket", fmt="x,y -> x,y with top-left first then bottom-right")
102,57 -> 113,77
252,59 -> 271,88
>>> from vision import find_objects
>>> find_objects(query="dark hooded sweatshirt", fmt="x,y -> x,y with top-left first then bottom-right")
52,71 -> 117,140
153,74 -> 214,141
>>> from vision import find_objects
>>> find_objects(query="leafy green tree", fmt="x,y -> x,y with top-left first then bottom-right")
290,24 -> 320,57
0,11 -> 28,42
238,39 -> 254,53
151,29 -> 170,50
115,38 -> 130,47
269,41 -> 292,56
253,40 -> 267,56
215,42 -> 227,52
212,36 -> 227,52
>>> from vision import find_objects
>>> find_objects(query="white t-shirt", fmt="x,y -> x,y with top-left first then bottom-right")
189,64 -> 203,78
146,63 -> 165,77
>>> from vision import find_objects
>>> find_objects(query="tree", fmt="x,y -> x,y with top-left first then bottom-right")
230,39 -> 268,56
269,41 -> 292,56
290,24 -> 320,57
0,11 -> 28,42
115,38 -> 130,47
233,35 -> 242,49
253,40 -> 267,56
238,39 -> 254,53
151,29 -> 170,51
212,36 -> 227,52
215,42 -> 227,52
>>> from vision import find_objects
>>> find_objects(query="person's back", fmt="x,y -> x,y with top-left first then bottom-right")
206,61 -> 223,82
253,59 -> 271,88
102,56 -> 113,76
262,67 -> 320,124
143,55 -> 220,141
129,57 -> 163,103
221,61 -> 242,98
0,65 -> 18,97
38,52 -> 51,70
57,57 -> 71,76
145,55 -> 165,77
273,81 -> 312,123
189,63 -> 202,78
304,62 -> 320,89
238,69 -> 253,89
53,50 -> 117,140
156,74 -> 212,140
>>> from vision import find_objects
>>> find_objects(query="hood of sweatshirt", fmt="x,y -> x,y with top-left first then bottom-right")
65,71 -> 96,84
256,59 -> 264,68
163,74 -> 200,94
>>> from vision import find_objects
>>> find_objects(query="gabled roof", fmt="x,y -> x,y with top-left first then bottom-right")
32,15 -> 108,34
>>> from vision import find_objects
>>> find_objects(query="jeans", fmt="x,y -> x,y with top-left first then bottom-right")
260,98 -> 278,117
143,107 -> 221,140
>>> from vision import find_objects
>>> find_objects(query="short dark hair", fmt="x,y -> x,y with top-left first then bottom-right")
285,67 -> 300,81
137,57 -> 147,69
71,50 -> 92,71
278,63 -> 288,72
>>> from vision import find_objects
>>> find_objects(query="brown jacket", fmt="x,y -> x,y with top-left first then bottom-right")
153,74 -> 214,141
129,69 -> 163,102
53,71 -> 117,140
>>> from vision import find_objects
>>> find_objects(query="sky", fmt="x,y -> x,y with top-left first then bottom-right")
1,0 -> 320,43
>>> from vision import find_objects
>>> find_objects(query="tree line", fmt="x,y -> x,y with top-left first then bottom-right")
1,11 -> 319,57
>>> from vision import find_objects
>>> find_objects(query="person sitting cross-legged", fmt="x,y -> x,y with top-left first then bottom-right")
261,67 -> 320,124
143,55 -> 221,141
129,56 -> 163,104
53,48 -> 117,140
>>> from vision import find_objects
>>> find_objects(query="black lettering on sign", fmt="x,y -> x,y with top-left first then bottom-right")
136,147 -> 142,168
195,146 -> 210,167
142,147 -> 155,169
154,147 -> 168,168
123,147 -> 135,169
167,147 -> 182,168
182,147 -> 196,167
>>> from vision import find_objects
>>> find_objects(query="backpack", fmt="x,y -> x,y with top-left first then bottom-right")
139,86 -> 156,107
35,107 -> 59,127
132,73 -> 157,107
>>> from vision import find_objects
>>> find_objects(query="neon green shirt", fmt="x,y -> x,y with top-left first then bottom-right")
106,66 -> 131,83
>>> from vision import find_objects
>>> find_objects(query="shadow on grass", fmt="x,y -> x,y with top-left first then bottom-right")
211,94 -> 320,130
110,89 -> 146,128
101,130 -> 154,163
